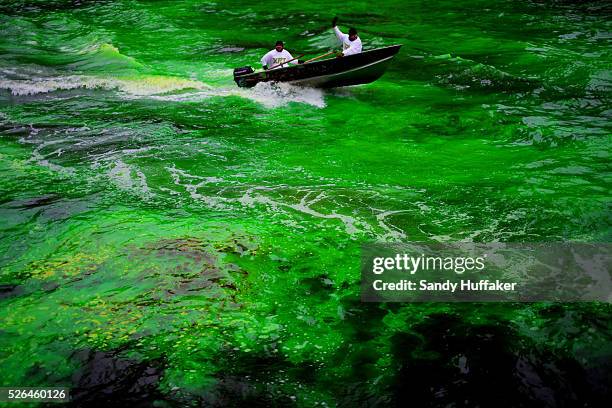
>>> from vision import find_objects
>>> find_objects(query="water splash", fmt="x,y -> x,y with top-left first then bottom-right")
150,81 -> 327,108
239,81 -> 326,108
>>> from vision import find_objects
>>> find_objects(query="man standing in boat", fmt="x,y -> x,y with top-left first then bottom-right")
261,41 -> 299,70
332,16 -> 362,57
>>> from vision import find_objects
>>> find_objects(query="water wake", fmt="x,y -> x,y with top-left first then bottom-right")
0,74 -> 209,97
0,74 -> 326,108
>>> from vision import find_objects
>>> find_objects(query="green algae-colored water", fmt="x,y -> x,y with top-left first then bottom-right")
0,0 -> 610,406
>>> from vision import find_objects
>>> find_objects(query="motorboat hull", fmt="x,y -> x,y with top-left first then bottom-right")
233,45 -> 402,88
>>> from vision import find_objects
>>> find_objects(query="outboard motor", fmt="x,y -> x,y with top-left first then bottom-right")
233,66 -> 254,87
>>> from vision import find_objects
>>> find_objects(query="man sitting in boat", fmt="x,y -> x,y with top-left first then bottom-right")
261,41 -> 299,70
332,16 -> 362,57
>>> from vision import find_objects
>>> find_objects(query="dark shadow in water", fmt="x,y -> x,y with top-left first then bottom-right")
386,312 -> 611,408
0,0 -> 112,15
68,349 -> 166,408
0,283 -> 22,299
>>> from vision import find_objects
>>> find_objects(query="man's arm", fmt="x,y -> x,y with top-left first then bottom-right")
340,46 -> 353,57
284,51 -> 299,65
332,16 -> 345,42
261,51 -> 271,69
333,26 -> 345,42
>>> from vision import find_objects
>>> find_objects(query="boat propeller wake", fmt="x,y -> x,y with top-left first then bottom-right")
0,73 -> 326,108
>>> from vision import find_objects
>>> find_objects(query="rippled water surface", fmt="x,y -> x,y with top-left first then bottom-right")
0,0 -> 610,406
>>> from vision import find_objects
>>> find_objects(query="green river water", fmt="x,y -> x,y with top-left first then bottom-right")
0,0 -> 610,406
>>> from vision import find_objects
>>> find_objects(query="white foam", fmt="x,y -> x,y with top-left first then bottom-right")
238,187 -> 370,235
240,81 -> 326,108
108,159 -> 152,199
0,74 -> 209,97
150,81 -> 326,108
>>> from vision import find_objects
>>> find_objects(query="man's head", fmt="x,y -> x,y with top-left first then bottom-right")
348,28 -> 358,41
275,40 -> 284,52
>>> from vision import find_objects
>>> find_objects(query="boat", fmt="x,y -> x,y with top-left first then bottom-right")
233,45 -> 402,88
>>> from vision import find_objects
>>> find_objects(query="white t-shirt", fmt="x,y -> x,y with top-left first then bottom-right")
260,49 -> 297,69
333,26 -> 362,56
